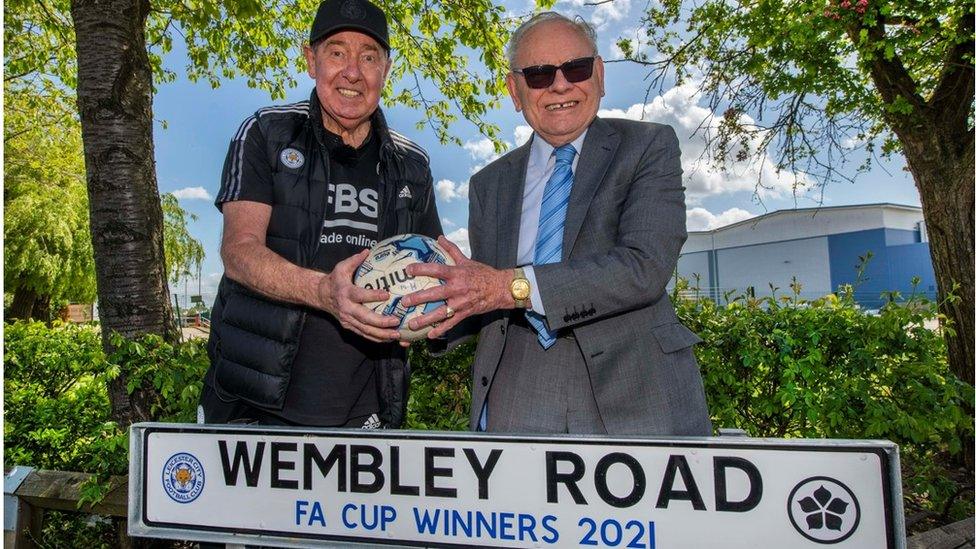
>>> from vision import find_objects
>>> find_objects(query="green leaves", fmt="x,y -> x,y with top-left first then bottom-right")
160,193 -> 206,284
5,281 -> 973,538
624,0 -> 974,177
108,331 -> 210,423
383,0 -> 510,147
4,321 -> 110,473
404,339 -> 476,431
4,321 -> 211,545
4,86 -> 95,309
672,278 -> 973,523
3,86 -> 205,314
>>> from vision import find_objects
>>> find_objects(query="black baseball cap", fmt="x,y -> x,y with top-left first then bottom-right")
309,0 -> 390,52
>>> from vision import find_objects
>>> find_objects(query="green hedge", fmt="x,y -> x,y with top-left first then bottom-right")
4,286 -> 973,541
3,322 -> 209,546
673,280 -> 973,525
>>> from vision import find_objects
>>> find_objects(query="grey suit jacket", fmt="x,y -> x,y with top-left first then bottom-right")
465,116 -> 712,436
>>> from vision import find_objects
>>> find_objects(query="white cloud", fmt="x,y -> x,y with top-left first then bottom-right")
463,137 -> 510,173
463,138 -> 499,161
441,217 -> 457,228
445,228 -> 470,257
514,125 -> 533,147
435,179 -> 469,202
840,135 -> 867,149
686,207 -> 756,231
171,186 -> 212,201
598,83 -> 809,201
562,0 -> 632,29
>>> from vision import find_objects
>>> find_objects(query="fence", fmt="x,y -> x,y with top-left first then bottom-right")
4,467 -> 126,548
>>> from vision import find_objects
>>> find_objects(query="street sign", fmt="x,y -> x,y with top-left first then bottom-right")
129,424 -> 904,548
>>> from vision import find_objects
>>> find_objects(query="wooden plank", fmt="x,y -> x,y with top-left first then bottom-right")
13,470 -> 127,517
12,497 -> 43,549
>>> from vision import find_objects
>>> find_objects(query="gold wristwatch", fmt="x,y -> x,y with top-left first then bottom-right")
510,267 -> 531,308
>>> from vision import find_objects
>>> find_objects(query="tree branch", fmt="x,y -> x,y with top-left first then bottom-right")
847,14 -> 927,125
34,0 -> 73,45
929,8 -> 975,142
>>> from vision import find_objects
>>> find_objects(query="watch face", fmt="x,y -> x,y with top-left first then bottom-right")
512,279 -> 531,300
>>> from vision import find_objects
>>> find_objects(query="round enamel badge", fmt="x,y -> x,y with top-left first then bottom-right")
280,148 -> 305,169
161,452 -> 205,504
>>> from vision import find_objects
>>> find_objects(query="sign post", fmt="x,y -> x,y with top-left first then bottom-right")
129,423 -> 905,548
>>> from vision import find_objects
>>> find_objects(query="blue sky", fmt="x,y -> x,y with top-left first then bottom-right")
153,0 -> 921,304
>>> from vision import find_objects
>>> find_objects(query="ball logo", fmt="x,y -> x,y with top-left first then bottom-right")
162,452 -> 205,504
787,476 -> 860,544
279,148 -> 305,169
353,234 -> 455,342
340,0 -> 365,19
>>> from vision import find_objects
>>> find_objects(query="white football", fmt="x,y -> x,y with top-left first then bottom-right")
353,234 -> 455,342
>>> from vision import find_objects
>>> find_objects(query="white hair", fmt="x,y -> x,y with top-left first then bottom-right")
506,12 -> 598,69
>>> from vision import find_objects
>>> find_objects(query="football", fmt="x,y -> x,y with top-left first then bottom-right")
353,234 -> 455,342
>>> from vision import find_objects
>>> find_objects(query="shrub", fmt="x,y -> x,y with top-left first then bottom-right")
4,284 -> 972,539
3,321 -> 207,547
4,321 -> 110,473
673,278 -> 973,526
406,339 -> 475,431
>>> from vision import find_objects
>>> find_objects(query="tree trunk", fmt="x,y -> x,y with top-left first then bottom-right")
857,12 -> 974,467
897,129 -> 975,389
33,294 -> 52,324
70,0 -> 176,428
7,286 -> 37,321
897,123 -> 975,469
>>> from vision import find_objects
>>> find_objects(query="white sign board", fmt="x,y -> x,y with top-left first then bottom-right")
129,424 -> 904,548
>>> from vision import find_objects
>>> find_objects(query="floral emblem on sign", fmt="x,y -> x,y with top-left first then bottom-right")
787,476 -> 860,544
799,485 -> 849,530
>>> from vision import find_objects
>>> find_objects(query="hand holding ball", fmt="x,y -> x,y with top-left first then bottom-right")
353,234 -> 455,342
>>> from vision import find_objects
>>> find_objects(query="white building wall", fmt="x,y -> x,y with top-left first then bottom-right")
700,205 -> 921,249
675,251 -> 712,289
683,232 -> 715,254
676,204 -> 925,301
714,237 -> 832,299
881,208 -> 926,232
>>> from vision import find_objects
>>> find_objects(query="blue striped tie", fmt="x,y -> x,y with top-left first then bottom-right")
527,144 -> 576,348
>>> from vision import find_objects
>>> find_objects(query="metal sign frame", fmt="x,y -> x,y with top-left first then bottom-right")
129,423 -> 905,548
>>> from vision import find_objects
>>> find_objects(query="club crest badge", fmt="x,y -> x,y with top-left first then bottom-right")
162,452 -> 205,504
280,148 -> 305,169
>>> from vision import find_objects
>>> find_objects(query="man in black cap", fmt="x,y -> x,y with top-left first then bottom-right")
199,0 -> 442,430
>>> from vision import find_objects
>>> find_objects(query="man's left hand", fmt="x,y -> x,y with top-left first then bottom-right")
401,236 -> 513,338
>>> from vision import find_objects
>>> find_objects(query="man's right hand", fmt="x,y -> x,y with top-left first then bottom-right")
221,201 -> 401,343
318,249 -> 402,343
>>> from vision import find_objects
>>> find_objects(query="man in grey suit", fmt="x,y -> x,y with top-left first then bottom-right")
402,12 -> 711,436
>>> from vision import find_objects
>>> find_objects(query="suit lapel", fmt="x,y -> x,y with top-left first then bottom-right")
563,118 -> 619,259
495,141 -> 531,268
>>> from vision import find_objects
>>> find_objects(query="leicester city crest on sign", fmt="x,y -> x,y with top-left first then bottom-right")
280,148 -> 305,169
162,452 -> 205,504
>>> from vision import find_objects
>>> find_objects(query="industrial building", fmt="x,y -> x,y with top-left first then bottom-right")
674,203 -> 937,308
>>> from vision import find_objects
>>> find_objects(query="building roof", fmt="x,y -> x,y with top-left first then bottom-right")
683,203 -> 925,254
689,203 -> 922,235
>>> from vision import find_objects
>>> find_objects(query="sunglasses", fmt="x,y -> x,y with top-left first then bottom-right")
513,56 -> 597,89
